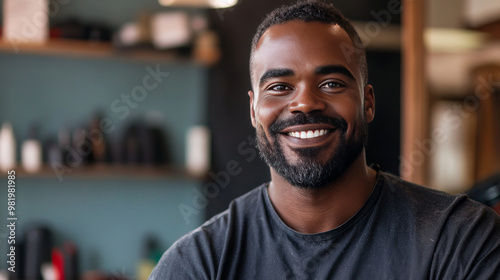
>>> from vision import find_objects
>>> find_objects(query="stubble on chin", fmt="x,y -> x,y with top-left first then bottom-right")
255,118 -> 367,190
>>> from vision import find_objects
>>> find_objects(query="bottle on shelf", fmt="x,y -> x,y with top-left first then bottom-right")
186,125 -> 210,177
0,122 -> 16,172
89,113 -> 108,163
22,125 -> 42,173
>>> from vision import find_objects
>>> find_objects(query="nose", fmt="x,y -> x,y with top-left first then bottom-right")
288,87 -> 327,114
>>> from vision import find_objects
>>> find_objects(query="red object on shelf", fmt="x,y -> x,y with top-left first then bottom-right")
493,201 -> 500,215
52,248 -> 65,280
50,28 -> 62,39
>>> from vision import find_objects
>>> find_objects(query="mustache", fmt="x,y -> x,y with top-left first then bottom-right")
269,113 -> 348,134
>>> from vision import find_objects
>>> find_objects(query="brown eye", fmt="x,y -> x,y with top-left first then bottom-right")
270,84 -> 291,91
321,82 -> 341,89
320,80 -> 345,93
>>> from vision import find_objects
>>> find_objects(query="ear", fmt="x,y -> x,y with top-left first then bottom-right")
363,85 -> 375,123
248,90 -> 256,127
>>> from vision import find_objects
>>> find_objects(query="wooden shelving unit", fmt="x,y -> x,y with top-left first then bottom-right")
0,38 -> 195,63
0,39 -> 111,56
0,38 -> 207,181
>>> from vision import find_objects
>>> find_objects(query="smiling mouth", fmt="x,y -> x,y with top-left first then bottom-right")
277,124 -> 339,148
286,129 -> 332,139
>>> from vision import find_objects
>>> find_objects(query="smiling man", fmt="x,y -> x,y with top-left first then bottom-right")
150,1 -> 500,279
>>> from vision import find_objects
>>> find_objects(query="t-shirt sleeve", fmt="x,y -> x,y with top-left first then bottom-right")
466,243 -> 500,279
148,213 -> 229,280
459,206 -> 500,279
148,235 -> 211,280
431,197 -> 500,279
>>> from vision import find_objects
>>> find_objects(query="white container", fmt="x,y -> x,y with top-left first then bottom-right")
0,122 -> 16,172
151,12 -> 192,49
3,0 -> 49,44
186,125 -> 211,176
22,140 -> 42,173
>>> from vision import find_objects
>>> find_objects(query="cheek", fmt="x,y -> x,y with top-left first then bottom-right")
255,97 -> 286,127
330,96 -> 363,136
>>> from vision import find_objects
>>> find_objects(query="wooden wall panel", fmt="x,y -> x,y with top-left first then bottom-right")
473,65 -> 500,181
401,0 -> 429,185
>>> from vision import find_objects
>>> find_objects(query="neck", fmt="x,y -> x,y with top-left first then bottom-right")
267,152 -> 377,234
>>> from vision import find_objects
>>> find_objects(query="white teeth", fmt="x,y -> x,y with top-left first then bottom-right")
287,129 -> 329,139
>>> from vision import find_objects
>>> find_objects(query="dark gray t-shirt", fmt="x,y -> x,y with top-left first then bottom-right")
150,172 -> 500,279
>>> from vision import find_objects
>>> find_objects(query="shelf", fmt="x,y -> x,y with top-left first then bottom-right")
8,164 -> 205,180
0,38 -> 196,63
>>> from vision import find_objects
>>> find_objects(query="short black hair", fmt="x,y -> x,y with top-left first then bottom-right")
250,0 -> 368,87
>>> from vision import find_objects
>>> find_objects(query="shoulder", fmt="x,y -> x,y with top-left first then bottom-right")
380,171 -> 498,219
381,171 -> 461,201
149,184 -> 266,280
379,172 -> 500,277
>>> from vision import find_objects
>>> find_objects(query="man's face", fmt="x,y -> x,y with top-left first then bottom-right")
249,20 -> 375,189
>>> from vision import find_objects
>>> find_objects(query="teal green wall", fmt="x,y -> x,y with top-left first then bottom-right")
0,53 -> 208,165
0,52 -> 208,274
0,53 -> 208,273
0,176 -> 204,274
0,1 -> 209,275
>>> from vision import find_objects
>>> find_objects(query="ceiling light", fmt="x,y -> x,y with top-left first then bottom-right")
425,28 -> 488,52
159,0 -> 238,8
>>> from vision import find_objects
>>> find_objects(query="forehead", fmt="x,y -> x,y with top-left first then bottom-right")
252,20 -> 360,84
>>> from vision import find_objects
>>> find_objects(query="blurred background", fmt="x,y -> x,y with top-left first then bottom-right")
0,0 -> 498,279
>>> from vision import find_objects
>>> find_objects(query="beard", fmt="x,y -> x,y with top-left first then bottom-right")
256,113 -> 368,190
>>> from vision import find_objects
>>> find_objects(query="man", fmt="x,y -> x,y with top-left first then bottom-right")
150,1 -> 500,279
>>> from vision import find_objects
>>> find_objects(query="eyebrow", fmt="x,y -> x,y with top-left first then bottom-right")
259,68 -> 294,87
315,65 -> 356,81
258,64 -> 356,88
